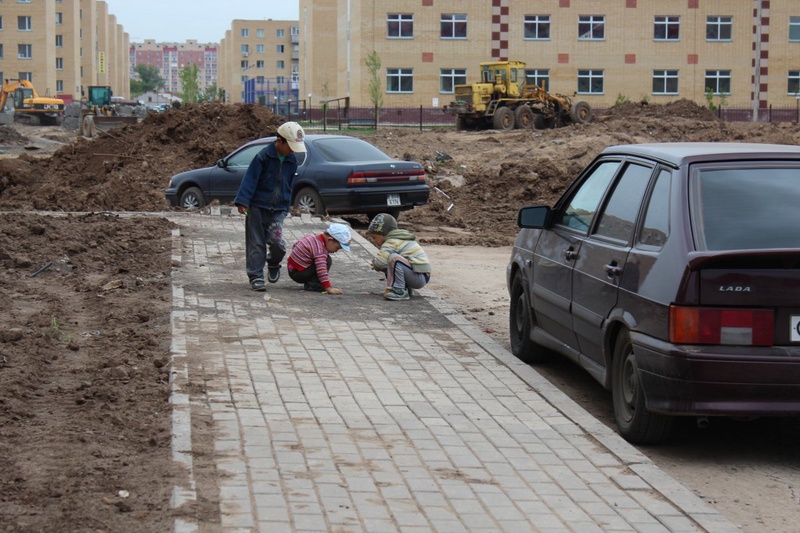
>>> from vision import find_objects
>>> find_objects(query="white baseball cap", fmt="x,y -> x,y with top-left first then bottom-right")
276,121 -> 306,153
327,223 -> 351,252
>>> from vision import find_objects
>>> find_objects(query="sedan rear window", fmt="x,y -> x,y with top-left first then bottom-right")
694,166 -> 800,250
313,138 -> 392,162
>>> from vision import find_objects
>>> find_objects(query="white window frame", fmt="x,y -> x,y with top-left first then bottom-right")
241,28 -> 249,38
524,15 -> 550,40
653,69 -> 679,95
18,15 -> 32,31
439,68 -> 466,93
654,16 -> 680,41
441,13 -> 467,39
526,69 -> 550,91
705,70 -> 731,95
706,16 -> 732,41
387,13 -> 413,39
17,43 -> 32,59
790,16 -> 800,42
276,60 -> 285,69
578,15 -> 605,40
387,68 -> 413,93
787,71 -> 800,95
577,69 -> 604,94
56,57 -> 63,70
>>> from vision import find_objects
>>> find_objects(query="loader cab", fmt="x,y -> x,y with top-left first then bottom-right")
14,87 -> 34,109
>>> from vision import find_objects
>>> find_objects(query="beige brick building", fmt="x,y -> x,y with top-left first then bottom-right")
218,19 -> 299,106
298,0 -> 800,111
1,0 -> 130,104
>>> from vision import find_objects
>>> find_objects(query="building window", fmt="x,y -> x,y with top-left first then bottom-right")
387,68 -> 413,93
55,12 -> 63,25
578,15 -> 604,40
788,71 -> 800,95
277,29 -> 285,38
240,60 -> 248,70
0,16 -> 3,30
387,13 -> 413,38
277,60 -> 285,69
0,44 -> 3,59
706,16 -> 732,41
256,60 -> 264,69
291,26 -> 299,36
256,44 -> 264,53
526,69 -> 550,91
524,15 -> 550,40
241,28 -> 249,38
653,69 -> 679,94
241,44 -> 249,55
577,69 -> 604,94
790,17 -> 800,42
276,44 -> 284,53
56,57 -> 63,70
705,70 -> 731,94
18,16 -> 32,31
654,16 -> 680,40
441,14 -> 467,39
19,72 -> 32,82
440,68 -> 466,93
256,29 -> 264,38
56,80 -> 63,92
56,34 -> 63,47
276,76 -> 285,84
17,44 -> 32,59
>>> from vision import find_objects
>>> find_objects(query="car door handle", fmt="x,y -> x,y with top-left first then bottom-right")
604,263 -> 623,277
562,248 -> 577,261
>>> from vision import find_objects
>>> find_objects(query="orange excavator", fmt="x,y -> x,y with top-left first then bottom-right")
0,79 -> 65,125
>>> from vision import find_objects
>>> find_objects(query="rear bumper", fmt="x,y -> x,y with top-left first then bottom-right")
322,185 -> 430,214
631,331 -> 800,416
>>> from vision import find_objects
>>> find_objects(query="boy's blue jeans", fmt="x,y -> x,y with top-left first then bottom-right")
386,253 -> 430,290
245,207 -> 287,282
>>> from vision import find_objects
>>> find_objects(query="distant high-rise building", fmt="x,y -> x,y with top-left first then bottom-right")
130,40 -> 218,95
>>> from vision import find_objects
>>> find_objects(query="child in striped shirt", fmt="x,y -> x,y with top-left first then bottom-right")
287,223 -> 351,295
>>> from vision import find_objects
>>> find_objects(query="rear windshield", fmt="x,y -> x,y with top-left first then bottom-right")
693,165 -> 800,250
312,138 -> 391,162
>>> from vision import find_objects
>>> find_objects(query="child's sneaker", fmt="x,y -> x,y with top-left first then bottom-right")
250,278 -> 267,291
267,266 -> 281,283
383,287 -> 410,301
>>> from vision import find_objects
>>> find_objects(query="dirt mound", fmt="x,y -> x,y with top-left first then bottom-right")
600,98 -> 717,121
0,102 -> 283,211
0,125 -> 27,145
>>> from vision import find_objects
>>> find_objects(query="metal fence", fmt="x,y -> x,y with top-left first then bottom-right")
282,103 -> 800,130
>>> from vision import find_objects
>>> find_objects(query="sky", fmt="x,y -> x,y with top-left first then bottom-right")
103,0 -> 300,43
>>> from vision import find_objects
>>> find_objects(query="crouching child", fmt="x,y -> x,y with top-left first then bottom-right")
367,213 -> 431,301
287,223 -> 351,295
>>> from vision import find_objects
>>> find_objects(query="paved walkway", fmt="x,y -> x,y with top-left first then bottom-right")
168,210 -> 740,533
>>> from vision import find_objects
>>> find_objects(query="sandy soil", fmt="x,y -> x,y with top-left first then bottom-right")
2,101 -> 800,531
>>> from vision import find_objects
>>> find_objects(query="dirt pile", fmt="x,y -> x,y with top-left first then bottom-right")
0,102 -> 283,212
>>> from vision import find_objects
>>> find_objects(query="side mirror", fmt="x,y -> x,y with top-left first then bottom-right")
518,205 -> 551,228
216,159 -> 225,168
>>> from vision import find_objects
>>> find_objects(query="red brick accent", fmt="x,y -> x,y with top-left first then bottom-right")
422,52 -> 433,63
558,53 -> 569,64
688,0 -> 699,8
626,0 -> 637,7
625,54 -> 636,64
422,0 -> 433,6
687,54 -> 698,64
559,0 -> 570,7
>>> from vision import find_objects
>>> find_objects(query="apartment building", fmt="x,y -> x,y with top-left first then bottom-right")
0,0 -> 130,104
298,0 -> 800,110
218,19 -> 299,106
129,39 -> 218,96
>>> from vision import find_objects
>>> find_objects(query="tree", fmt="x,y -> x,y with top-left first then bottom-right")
130,64 -> 164,96
179,64 -> 200,103
199,84 -> 222,103
365,50 -> 383,125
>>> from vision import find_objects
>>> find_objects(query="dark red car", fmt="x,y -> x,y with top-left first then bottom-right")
507,143 -> 800,444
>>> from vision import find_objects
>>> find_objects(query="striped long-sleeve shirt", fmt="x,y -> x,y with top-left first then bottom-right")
287,233 -> 333,289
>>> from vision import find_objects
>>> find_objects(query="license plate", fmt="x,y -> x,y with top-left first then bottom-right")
387,194 -> 401,206
791,315 -> 800,342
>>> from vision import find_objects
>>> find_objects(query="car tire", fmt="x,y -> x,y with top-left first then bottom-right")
179,187 -> 206,209
611,330 -> 674,444
509,272 -> 548,363
293,187 -> 325,215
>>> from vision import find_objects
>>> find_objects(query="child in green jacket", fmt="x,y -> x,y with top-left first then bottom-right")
367,213 -> 431,301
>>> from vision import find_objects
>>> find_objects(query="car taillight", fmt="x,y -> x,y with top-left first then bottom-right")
347,168 -> 425,184
669,305 -> 774,346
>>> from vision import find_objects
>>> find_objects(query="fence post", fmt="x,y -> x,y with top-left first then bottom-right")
419,106 -> 423,131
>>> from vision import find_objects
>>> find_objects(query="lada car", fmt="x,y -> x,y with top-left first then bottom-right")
507,143 -> 800,444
